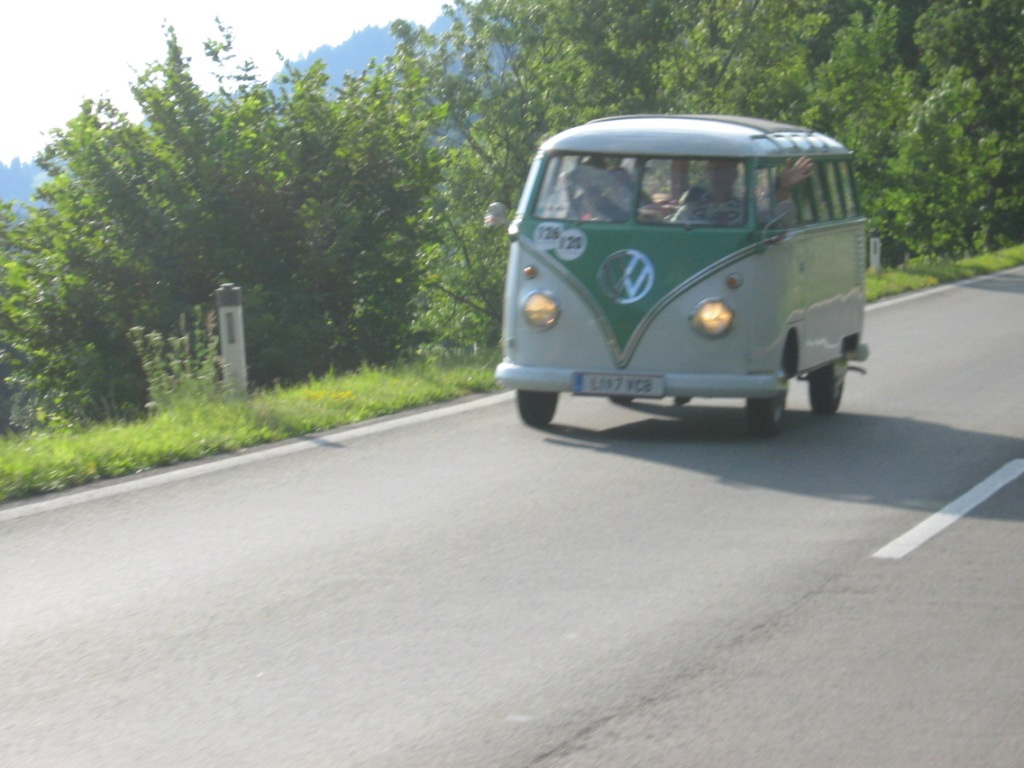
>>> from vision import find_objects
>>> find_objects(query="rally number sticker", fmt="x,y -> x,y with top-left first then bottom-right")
534,223 -> 563,249
534,223 -> 587,261
555,228 -> 587,261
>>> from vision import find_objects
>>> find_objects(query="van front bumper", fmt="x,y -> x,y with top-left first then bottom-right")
495,361 -> 786,400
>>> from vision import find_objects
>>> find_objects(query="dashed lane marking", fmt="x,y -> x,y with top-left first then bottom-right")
872,459 -> 1024,560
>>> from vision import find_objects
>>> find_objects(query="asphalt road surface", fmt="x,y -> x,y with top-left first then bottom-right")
2,267 -> 1023,767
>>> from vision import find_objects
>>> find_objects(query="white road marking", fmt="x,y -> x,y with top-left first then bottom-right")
872,459 -> 1024,559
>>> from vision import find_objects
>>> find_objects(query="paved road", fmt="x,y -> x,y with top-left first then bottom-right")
2,268 -> 1023,767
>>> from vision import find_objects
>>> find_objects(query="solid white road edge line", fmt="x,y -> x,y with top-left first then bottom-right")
0,391 -> 515,523
872,459 -> 1024,560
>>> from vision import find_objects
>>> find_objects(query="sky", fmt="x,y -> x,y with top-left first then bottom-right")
2,1 -> 449,164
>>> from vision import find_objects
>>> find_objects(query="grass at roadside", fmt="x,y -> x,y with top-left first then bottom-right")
3,244 -> 1024,506
865,244 -> 1024,301
0,356 -> 498,504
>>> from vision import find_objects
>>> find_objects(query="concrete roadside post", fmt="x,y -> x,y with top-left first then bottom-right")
869,229 -> 881,272
215,283 -> 248,396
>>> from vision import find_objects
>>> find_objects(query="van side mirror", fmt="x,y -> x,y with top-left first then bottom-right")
484,202 -> 508,228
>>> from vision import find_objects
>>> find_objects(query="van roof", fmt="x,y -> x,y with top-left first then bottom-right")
539,114 -> 851,158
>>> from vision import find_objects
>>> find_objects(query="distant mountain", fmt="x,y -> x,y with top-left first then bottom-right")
0,158 -> 43,205
297,26 -> 397,84
290,14 -> 452,87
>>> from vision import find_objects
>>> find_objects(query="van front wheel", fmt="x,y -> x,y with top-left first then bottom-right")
808,359 -> 846,415
517,390 -> 558,427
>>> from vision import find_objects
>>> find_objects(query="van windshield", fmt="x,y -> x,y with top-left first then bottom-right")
532,154 -> 748,227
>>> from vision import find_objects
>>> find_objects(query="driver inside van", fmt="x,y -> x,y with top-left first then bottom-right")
676,156 -> 815,227
677,159 -> 746,226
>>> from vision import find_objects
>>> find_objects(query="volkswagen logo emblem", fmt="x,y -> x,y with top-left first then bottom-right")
598,250 -> 655,304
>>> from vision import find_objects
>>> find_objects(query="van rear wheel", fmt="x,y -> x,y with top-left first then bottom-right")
808,358 -> 846,415
517,390 -> 558,427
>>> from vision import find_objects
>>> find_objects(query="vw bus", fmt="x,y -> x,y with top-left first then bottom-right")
492,115 -> 869,436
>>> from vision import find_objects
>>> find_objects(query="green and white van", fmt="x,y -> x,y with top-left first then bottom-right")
491,115 -> 869,436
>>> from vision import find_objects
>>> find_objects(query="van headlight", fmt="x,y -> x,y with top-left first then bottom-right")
691,298 -> 734,337
523,291 -> 560,329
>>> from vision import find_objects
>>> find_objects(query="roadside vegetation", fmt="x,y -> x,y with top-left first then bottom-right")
2,245 -> 1022,505
865,244 -> 1024,301
0,352 -> 497,504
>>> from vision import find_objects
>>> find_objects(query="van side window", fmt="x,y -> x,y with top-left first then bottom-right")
824,162 -> 846,220
836,161 -> 859,217
755,166 -> 794,227
810,166 -> 832,221
792,173 -> 816,223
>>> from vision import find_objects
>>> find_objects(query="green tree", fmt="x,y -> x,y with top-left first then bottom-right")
804,0 -> 1023,260
912,0 -> 1024,251
395,2 -> 567,346
0,26 -> 441,426
0,202 -> 17,430
880,69 -> 1001,259
801,4 -> 918,262
659,0 -> 829,118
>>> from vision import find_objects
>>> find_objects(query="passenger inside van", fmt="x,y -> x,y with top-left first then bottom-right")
757,156 -> 815,227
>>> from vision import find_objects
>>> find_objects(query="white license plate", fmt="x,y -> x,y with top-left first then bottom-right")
573,372 -> 665,397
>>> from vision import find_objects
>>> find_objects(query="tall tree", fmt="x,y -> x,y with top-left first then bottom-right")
801,4 -> 917,261
0,26 -> 441,425
658,0 -> 829,118
911,0 -> 1024,251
